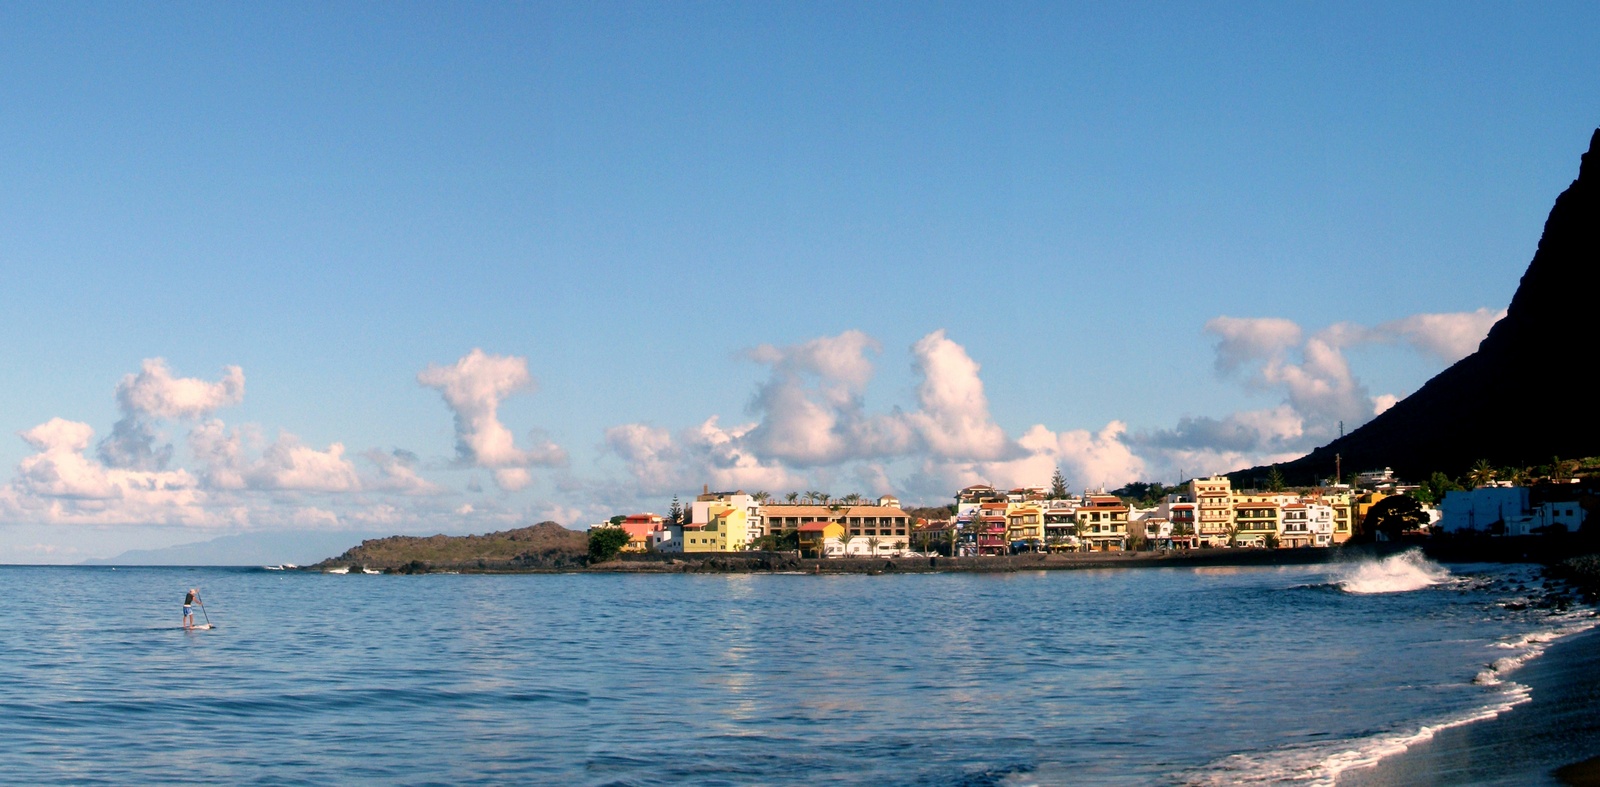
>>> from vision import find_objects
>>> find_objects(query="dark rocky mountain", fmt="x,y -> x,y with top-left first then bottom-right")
1238,128 -> 1600,486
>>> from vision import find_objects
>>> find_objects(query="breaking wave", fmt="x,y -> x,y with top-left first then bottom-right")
1336,549 -> 1451,594
1182,610 -> 1599,786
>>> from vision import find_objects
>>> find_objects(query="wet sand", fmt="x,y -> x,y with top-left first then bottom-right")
1339,625 -> 1600,786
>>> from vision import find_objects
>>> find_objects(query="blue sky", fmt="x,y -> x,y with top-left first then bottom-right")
2,3 -> 1597,562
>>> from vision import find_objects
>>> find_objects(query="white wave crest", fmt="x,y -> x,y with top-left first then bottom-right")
1336,549 -> 1451,594
1181,611 -> 1600,786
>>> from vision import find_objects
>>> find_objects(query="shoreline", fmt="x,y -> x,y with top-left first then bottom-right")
310,543 -> 1423,575
314,539 -> 1595,576
1335,611 -> 1600,786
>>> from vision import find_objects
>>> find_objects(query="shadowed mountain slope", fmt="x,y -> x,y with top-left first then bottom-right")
1236,128 -> 1600,486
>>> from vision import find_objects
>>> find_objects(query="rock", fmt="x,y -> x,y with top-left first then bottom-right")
1235,129 -> 1600,483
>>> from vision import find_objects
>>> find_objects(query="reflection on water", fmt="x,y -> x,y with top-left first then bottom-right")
0,561 -> 1580,784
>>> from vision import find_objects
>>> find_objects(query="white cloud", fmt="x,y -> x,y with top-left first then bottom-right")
249,435 -> 361,493
604,329 -> 1114,504
1374,308 -> 1505,363
741,331 -> 915,465
186,420 -> 361,493
1205,317 -> 1303,375
364,449 -> 446,495
905,329 -> 1010,461
418,349 -> 568,490
604,423 -> 682,493
98,359 -> 245,470
116,358 -> 245,420
688,416 -> 798,492
1372,394 -> 1399,415
5,418 -> 214,526
1154,307 -> 1504,479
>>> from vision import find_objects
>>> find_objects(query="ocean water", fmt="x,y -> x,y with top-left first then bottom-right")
0,552 -> 1591,785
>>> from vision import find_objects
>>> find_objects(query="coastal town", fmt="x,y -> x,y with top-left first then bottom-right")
590,464 -> 1596,559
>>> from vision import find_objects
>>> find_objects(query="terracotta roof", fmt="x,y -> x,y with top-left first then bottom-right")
760,505 -> 838,518
842,505 -> 908,517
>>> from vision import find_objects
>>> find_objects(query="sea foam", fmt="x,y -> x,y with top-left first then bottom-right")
1336,549 -> 1451,594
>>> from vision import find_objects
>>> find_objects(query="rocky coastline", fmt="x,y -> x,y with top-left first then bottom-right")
310,539 -> 1422,575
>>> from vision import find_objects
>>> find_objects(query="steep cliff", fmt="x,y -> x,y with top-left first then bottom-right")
1246,128 -> 1600,484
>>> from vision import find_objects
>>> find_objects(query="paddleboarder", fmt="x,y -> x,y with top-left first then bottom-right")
183,588 -> 200,630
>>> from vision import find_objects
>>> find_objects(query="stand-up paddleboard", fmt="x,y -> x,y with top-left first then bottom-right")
184,624 -> 215,631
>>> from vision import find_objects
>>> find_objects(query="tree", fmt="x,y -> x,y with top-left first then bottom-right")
752,491 -> 772,504
785,492 -> 799,503
666,495 -> 683,527
1468,459 -> 1496,488
752,530 -> 798,552
866,535 -> 881,557
1073,518 -> 1089,552
1049,468 -> 1069,500
587,527 -> 632,563
960,514 -> 985,556
1352,495 -> 1428,543
1416,471 -> 1462,505
1267,466 -> 1286,493
1263,533 -> 1280,549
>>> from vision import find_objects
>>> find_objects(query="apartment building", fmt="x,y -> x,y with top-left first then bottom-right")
1191,476 -> 1234,548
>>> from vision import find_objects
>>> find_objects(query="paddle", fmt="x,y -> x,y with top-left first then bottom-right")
198,597 -> 215,629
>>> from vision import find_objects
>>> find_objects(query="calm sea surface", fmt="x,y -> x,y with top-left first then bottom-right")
0,554 -> 1590,785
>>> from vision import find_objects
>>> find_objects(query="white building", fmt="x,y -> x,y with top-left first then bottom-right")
1504,501 -> 1586,536
1439,487 -> 1531,533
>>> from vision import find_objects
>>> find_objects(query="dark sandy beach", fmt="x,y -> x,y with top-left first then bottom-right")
1339,624 -> 1600,786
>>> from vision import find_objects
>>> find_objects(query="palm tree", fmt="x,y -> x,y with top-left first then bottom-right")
1468,459 -> 1496,488
785,492 -> 799,504
867,535 -> 881,557
752,491 -> 771,504
1073,518 -> 1089,552
959,515 -> 984,556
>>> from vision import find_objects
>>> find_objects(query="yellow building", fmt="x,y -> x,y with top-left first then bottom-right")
1005,504 -> 1044,550
797,520 -> 846,558
1353,492 -> 1389,539
1076,495 -> 1129,551
681,503 -> 749,552
1233,502 -> 1279,547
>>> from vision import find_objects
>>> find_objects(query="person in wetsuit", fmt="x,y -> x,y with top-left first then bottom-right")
183,588 -> 200,629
